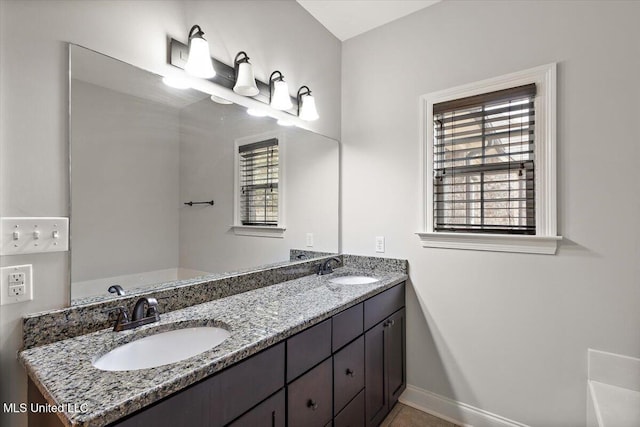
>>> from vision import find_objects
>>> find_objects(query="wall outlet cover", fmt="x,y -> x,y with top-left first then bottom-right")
306,233 -> 314,247
1,264 -> 33,305
1,217 -> 69,256
375,236 -> 385,253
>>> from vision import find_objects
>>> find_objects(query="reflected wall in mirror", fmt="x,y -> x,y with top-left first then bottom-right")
70,45 -> 339,304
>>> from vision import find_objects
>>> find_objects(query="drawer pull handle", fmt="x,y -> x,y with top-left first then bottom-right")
388,319 -> 395,326
307,399 -> 318,410
346,368 -> 355,377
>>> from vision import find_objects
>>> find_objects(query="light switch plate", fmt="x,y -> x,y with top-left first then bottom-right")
1,264 -> 33,305
1,217 -> 69,255
375,236 -> 385,253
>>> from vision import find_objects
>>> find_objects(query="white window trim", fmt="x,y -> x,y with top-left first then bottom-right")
417,63 -> 562,254
232,131 -> 286,238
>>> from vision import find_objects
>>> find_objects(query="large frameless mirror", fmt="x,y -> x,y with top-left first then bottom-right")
69,45 -> 339,304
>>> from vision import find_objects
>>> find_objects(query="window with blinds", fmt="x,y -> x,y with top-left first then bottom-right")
433,83 -> 536,234
239,138 -> 279,226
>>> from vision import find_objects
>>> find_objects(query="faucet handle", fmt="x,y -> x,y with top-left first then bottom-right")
145,298 -> 160,319
102,306 -> 130,321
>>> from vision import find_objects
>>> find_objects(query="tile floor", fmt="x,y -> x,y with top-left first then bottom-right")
381,403 -> 460,427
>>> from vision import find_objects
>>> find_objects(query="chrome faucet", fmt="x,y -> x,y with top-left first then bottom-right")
132,297 -> 160,322
107,285 -> 125,296
318,257 -> 341,275
105,297 -> 160,332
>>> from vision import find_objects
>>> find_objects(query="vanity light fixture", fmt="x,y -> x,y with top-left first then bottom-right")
297,86 -> 319,121
277,119 -> 294,127
210,94 -> 233,104
269,71 -> 293,110
162,75 -> 191,89
247,108 -> 268,117
184,25 -> 216,79
233,52 -> 259,97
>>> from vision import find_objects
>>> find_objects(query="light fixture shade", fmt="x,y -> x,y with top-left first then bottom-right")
162,75 -> 190,89
210,94 -> 233,104
277,119 -> 294,127
185,36 -> 215,79
234,62 -> 259,96
271,80 -> 292,110
299,94 -> 319,121
247,108 -> 268,117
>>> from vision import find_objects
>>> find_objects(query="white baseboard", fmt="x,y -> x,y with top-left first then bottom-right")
399,384 -> 529,427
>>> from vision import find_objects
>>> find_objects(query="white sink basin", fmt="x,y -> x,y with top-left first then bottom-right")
93,326 -> 230,371
329,276 -> 379,285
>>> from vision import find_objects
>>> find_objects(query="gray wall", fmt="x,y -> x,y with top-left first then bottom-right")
71,80 -> 181,283
341,1 -> 640,425
0,2 -> 340,426
178,100 -> 339,273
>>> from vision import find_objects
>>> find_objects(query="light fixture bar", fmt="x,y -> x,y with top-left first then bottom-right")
169,38 -> 298,113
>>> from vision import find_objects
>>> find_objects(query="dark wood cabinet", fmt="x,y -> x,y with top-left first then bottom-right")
112,343 -> 285,427
287,319 -> 332,381
287,358 -> 333,427
332,302 -> 363,352
386,309 -> 406,409
40,283 -> 406,427
364,307 -> 406,427
228,389 -> 285,427
334,336 -> 365,414
334,389 -> 365,427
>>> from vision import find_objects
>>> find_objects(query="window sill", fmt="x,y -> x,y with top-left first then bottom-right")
231,225 -> 286,238
416,232 -> 562,255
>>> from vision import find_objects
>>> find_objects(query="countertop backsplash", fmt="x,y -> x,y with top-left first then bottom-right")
22,253 -> 407,350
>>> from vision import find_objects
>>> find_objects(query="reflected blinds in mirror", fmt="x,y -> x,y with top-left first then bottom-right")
239,138 -> 279,226
433,83 -> 536,234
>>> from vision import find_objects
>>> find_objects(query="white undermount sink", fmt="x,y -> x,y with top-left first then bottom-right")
328,276 -> 379,285
93,326 -> 230,371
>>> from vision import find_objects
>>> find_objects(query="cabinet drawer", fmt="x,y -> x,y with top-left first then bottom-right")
287,357 -> 333,427
334,389 -> 365,427
364,283 -> 404,331
114,343 -> 284,427
333,336 -> 365,414
332,303 -> 363,352
212,343 -> 285,425
287,319 -> 332,381
228,389 -> 285,427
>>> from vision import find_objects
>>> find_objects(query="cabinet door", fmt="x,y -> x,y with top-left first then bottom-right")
332,303 -> 363,352
364,283 -> 404,331
288,358 -> 333,427
386,308 -> 406,409
287,319 -> 332,381
334,336 -> 365,414
364,308 -> 406,427
228,389 -> 285,427
113,343 -> 284,427
364,321 -> 386,427
334,389 -> 365,427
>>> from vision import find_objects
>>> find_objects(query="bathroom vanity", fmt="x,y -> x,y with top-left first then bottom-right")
20,44 -> 406,427
20,256 -> 407,427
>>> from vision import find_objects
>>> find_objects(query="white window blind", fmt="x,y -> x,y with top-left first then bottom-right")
239,138 -> 279,226
433,83 -> 536,234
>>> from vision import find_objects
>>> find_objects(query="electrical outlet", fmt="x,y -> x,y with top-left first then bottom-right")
9,272 -> 25,285
1,265 -> 33,305
375,236 -> 385,253
306,233 -> 314,247
9,284 -> 25,297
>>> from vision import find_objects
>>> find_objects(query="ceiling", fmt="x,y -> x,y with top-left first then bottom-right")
296,0 -> 441,41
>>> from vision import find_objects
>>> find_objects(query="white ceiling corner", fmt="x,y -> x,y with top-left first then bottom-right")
296,0 -> 441,41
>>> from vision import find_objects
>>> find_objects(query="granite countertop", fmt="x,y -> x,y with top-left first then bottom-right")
19,266 -> 407,427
